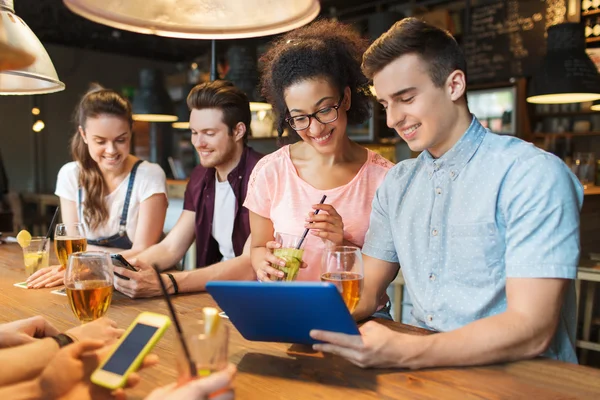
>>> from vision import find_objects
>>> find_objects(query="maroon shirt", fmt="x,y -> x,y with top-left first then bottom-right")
183,146 -> 263,268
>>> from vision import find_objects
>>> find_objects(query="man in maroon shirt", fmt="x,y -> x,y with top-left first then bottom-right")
113,80 -> 263,297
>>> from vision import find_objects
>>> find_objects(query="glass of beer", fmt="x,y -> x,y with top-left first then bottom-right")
54,223 -> 87,271
22,237 -> 50,277
321,246 -> 364,313
272,232 -> 305,281
65,251 -> 113,323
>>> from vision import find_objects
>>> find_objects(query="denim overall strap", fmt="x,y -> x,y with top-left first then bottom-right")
117,160 -> 143,236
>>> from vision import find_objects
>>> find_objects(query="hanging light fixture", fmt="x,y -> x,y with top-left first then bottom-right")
0,40 -> 34,71
63,0 -> 319,39
0,0 -> 65,94
527,23 -> 600,104
132,68 -> 177,122
592,101 -> 600,111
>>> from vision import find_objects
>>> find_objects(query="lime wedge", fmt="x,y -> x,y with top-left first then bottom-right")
203,307 -> 221,336
16,230 -> 32,248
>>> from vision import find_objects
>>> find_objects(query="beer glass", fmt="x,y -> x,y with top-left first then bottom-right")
54,223 -> 87,271
321,246 -> 364,313
65,251 -> 113,323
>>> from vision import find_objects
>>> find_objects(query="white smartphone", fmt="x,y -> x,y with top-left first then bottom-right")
91,312 -> 171,390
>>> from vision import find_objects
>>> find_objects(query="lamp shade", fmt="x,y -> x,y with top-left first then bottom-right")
63,0 -> 320,39
527,23 -> 600,104
0,40 -> 34,71
0,0 -> 65,94
592,100 -> 600,111
132,68 -> 177,122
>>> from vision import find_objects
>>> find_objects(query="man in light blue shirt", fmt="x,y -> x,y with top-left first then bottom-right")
311,17 -> 583,368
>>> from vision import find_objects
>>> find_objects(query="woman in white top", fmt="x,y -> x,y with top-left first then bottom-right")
27,85 -> 168,288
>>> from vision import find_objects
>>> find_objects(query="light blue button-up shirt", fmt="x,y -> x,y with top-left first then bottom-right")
363,117 -> 583,363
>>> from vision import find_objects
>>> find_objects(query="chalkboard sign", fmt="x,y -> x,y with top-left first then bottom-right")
463,0 -> 567,83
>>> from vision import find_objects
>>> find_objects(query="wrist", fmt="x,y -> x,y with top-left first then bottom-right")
50,333 -> 75,348
163,273 -> 179,295
400,333 -> 435,370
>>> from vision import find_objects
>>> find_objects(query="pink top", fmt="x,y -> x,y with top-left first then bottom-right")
244,145 -> 394,281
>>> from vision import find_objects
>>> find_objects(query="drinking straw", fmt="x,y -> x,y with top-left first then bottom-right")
153,265 -> 197,378
45,206 -> 60,239
296,195 -> 327,249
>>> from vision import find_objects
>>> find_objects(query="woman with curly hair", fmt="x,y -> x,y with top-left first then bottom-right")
244,19 -> 394,304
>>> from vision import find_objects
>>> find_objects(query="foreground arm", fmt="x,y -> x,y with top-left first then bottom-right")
0,318 -> 123,386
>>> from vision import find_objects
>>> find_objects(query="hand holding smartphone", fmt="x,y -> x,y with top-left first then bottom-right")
91,312 -> 171,390
111,254 -> 138,280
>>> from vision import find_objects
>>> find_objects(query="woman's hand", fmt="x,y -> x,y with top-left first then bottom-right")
26,265 -> 65,288
306,204 -> 345,245
255,241 -> 286,282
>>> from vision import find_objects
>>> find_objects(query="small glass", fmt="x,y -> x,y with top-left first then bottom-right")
22,236 -> 50,277
177,320 -> 229,383
272,232 -> 305,281
64,251 -> 113,323
321,245 -> 364,313
54,222 -> 87,271
572,152 -> 595,185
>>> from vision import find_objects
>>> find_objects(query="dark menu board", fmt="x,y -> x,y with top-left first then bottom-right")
463,0 -> 566,83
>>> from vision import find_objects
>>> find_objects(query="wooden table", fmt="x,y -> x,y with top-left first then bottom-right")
2,243 -> 600,399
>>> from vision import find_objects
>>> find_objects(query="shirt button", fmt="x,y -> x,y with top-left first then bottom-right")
450,171 -> 456,178
436,188 -> 442,195
428,172 -> 433,178
432,229 -> 438,236
429,273 -> 436,281
427,315 -> 433,322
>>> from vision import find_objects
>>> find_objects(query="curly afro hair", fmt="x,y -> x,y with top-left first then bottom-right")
259,19 -> 372,138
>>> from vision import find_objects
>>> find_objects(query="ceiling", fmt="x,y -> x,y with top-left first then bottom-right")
13,0 -> 455,62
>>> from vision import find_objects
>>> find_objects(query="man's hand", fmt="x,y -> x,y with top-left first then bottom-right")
145,364 -> 236,400
311,321 -> 417,369
0,316 -> 60,348
38,340 -> 159,400
66,317 -> 124,345
113,259 -> 164,299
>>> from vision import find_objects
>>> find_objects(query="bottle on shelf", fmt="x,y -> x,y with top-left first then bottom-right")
583,0 -> 593,12
594,17 -> 600,37
586,18 -> 594,38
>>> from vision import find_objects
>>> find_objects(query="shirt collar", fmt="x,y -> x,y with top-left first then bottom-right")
420,116 -> 486,181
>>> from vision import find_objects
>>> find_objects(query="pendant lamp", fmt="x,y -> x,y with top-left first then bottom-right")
63,0 -> 320,39
527,23 -> 600,104
0,0 -> 65,94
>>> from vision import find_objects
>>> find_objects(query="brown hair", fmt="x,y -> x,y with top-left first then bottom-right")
362,17 -> 467,86
187,80 -> 252,143
71,84 -> 133,231
259,19 -> 371,138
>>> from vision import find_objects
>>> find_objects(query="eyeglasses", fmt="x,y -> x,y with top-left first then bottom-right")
285,97 -> 343,131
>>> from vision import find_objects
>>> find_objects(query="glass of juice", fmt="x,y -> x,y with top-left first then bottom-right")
321,245 -> 364,313
272,232 -> 305,282
177,316 -> 229,383
22,237 -> 50,277
54,223 -> 87,271
64,251 -> 113,323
